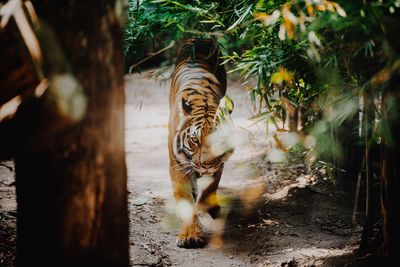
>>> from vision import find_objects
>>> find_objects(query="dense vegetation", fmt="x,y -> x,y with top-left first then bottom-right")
124,0 -> 400,263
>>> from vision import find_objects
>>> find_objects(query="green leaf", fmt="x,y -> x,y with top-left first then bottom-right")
227,4 -> 254,31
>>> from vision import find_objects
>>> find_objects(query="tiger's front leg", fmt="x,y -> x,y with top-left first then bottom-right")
196,168 -> 223,219
169,164 -> 207,248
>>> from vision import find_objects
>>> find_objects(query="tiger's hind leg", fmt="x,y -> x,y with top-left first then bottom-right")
170,166 -> 207,248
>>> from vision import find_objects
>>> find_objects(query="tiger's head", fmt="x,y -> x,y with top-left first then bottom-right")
173,91 -> 232,177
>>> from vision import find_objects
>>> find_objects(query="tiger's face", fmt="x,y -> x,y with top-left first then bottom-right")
173,92 -> 230,177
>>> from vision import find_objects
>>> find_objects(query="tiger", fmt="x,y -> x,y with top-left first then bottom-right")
168,38 -> 233,248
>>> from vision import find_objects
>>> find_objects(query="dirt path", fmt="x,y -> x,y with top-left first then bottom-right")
125,70 -> 259,266
0,70 -> 362,266
124,70 -> 361,267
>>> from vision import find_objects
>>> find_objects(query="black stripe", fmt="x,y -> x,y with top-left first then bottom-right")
183,85 -> 221,100
186,63 -> 211,72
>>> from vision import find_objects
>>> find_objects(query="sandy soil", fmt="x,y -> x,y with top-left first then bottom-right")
0,69 -> 362,266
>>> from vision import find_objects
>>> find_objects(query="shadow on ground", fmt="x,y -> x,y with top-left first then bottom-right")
220,178 -> 362,266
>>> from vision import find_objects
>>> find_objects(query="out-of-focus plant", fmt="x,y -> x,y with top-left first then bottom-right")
124,0 -> 254,70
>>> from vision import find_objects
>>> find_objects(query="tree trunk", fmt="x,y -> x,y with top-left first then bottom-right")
283,98 -> 298,131
287,108 -> 298,132
359,88 -> 376,252
14,1 -> 129,266
380,74 -> 400,263
331,98 -> 361,184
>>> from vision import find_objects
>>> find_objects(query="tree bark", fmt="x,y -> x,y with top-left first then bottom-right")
288,110 -> 298,132
359,88 -> 376,252
380,74 -> 400,263
14,1 -> 129,266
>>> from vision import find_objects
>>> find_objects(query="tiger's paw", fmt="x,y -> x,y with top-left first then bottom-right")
176,229 -> 207,248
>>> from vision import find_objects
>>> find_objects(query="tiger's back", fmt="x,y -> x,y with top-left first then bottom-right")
169,39 -> 226,106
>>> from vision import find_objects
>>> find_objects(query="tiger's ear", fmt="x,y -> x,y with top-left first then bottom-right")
182,98 -> 192,115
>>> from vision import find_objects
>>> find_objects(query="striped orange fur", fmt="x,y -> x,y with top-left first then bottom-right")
168,39 -> 231,248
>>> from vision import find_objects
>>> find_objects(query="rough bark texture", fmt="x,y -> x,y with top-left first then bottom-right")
14,1 -> 129,266
380,74 -> 400,263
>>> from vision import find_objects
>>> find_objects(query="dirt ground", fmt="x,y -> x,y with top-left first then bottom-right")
125,70 -> 362,267
0,70 -> 363,266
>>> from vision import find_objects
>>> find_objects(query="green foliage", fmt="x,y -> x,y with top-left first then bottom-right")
124,0 -> 323,125
124,0 -> 400,164
124,0 -> 258,68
